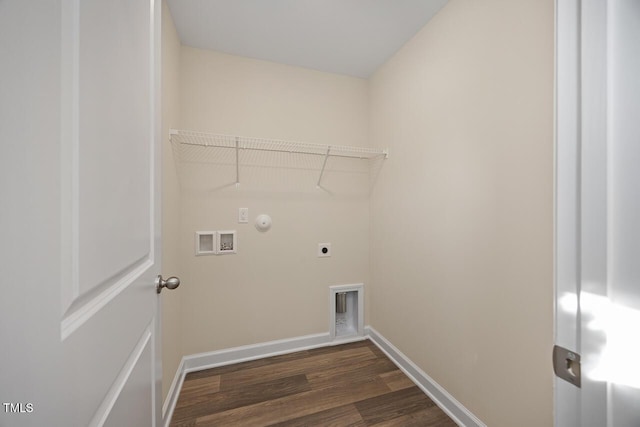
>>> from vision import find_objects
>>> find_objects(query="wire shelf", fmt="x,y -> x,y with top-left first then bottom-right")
169,129 -> 388,188
170,129 -> 388,159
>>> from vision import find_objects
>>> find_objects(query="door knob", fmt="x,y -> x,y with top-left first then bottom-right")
156,275 -> 180,294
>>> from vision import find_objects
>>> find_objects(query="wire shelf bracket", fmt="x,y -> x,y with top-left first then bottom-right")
317,147 -> 331,188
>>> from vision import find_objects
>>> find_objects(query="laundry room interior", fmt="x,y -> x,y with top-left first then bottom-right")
160,1 -> 554,426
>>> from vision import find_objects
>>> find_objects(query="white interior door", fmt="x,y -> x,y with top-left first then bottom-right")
0,0 -> 164,426
555,0 -> 640,425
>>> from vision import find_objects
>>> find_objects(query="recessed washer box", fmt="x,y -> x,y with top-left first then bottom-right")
195,230 -> 237,255
217,230 -> 237,254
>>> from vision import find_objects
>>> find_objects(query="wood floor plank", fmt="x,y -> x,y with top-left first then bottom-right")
185,340 -> 372,381
379,370 -> 415,391
194,375 -> 391,426
305,345 -> 397,382
175,375 -> 221,405
219,346 -> 377,391
170,374 -> 310,425
305,356 -> 397,390
354,386 -> 437,425
184,350 -> 314,380
368,407 -> 459,427
266,403 -> 366,427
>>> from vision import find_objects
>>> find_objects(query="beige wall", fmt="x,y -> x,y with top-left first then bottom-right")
178,47 -> 371,355
161,0 -> 182,401
368,1 -> 554,426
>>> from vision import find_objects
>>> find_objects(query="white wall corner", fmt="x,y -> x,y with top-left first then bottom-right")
365,326 -> 487,427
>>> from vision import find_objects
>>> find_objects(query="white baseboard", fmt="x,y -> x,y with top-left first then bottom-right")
161,357 -> 185,426
365,326 -> 486,427
161,332 -> 365,426
162,328 -> 484,427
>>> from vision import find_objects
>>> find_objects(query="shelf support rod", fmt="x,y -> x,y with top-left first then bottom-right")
235,137 -> 240,186
317,146 -> 331,187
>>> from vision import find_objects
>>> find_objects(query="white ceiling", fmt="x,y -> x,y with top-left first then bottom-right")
166,0 -> 449,78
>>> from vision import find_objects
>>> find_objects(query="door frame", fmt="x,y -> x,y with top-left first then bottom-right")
152,0 -> 163,424
554,0 -> 581,420
554,0 -> 610,425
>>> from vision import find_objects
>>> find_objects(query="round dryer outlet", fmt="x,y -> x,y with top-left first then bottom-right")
317,243 -> 331,257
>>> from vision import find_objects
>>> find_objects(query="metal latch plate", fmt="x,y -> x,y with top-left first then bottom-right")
553,345 -> 581,388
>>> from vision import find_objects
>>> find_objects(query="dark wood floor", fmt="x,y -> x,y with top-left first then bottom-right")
170,339 -> 457,426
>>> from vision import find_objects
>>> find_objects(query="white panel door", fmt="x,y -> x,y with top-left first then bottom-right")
555,0 -> 640,425
0,0 -> 164,426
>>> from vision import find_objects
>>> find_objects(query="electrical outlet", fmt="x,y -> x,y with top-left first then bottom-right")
238,208 -> 248,223
318,243 -> 331,257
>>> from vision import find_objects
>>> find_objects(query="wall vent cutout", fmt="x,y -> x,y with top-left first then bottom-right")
329,284 -> 364,341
